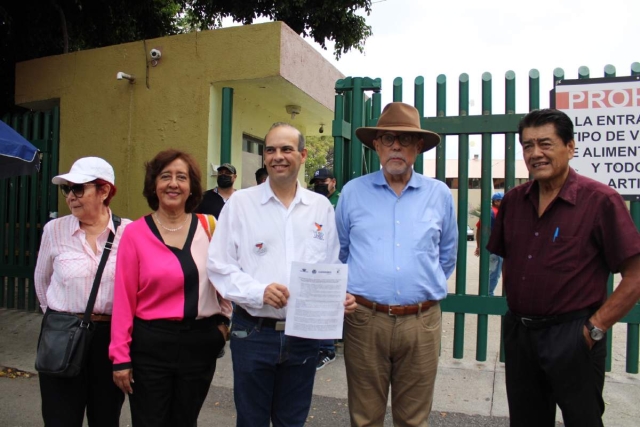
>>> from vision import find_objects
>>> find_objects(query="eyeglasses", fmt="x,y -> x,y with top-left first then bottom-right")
377,133 -> 415,147
60,183 -> 98,198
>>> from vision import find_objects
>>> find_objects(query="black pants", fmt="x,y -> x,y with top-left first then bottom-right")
39,321 -> 125,427
503,311 -> 606,427
128,316 -> 226,427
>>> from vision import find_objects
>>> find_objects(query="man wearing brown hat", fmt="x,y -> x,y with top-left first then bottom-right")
336,102 -> 458,426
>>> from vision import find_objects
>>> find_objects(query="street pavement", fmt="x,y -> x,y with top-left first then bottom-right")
1,241 -> 639,426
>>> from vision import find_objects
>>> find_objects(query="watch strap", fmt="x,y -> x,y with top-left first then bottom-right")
585,319 -> 605,341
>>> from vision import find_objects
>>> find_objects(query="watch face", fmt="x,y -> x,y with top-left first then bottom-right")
590,328 -> 605,341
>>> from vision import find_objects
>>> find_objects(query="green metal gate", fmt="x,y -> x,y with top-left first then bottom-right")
332,63 -> 640,374
0,107 -> 60,312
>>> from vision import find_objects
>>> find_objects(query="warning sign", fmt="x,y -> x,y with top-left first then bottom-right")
555,77 -> 640,199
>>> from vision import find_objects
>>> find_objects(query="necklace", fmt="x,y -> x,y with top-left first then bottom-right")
154,212 -> 189,232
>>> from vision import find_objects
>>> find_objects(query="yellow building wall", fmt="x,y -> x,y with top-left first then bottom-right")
15,22 -> 337,220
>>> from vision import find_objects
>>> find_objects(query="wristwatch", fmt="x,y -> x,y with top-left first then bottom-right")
585,319 -> 605,341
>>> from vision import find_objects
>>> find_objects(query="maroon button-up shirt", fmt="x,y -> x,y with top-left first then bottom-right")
487,168 -> 640,316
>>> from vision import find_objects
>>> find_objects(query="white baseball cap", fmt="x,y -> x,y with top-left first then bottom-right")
52,157 -> 115,186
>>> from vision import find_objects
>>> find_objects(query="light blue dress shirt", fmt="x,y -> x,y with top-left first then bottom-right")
336,170 -> 458,305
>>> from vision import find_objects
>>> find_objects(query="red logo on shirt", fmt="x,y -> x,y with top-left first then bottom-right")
313,223 -> 325,241
253,242 -> 267,256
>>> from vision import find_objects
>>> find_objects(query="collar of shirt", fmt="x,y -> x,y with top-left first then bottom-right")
524,168 -> 579,211
70,208 -> 116,238
372,170 -> 422,195
260,180 -> 311,207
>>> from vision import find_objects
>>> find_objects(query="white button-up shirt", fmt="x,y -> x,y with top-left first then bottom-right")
207,180 -> 339,319
34,211 -> 131,314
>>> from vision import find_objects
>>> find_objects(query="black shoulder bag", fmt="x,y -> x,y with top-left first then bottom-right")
35,215 -> 121,377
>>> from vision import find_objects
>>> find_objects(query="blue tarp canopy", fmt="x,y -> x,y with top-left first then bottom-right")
0,121 -> 40,179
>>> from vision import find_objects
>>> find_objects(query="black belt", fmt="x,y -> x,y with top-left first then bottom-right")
234,306 -> 285,330
134,315 -> 221,331
510,308 -> 593,329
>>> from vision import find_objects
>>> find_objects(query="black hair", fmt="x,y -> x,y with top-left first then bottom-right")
517,109 -> 574,145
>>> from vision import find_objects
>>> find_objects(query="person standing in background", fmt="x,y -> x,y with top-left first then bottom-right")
195,163 -> 237,219
474,191 -> 504,296
310,168 -> 340,208
310,167 -> 340,370
255,167 -> 268,185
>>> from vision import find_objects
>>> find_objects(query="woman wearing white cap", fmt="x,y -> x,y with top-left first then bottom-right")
34,157 -> 130,426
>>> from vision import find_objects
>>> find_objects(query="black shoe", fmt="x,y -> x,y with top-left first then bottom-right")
316,350 -> 336,371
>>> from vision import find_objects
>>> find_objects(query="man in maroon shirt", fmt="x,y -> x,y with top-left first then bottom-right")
488,109 -> 640,427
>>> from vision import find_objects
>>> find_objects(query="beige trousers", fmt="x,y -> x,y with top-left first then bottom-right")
344,302 -> 442,427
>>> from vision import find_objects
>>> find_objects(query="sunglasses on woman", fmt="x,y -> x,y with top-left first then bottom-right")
60,183 -> 98,198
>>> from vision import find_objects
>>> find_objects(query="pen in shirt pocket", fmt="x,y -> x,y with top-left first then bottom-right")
553,227 -> 559,242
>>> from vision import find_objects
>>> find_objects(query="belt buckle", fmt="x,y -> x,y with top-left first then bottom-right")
388,305 -> 396,316
275,321 -> 286,331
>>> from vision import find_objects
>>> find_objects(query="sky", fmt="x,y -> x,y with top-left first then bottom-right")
225,0 -> 640,159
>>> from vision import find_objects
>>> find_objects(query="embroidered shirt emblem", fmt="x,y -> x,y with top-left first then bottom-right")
313,223 -> 325,241
253,242 -> 268,256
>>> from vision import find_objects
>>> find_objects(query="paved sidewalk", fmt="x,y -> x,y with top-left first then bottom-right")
1,242 -> 639,426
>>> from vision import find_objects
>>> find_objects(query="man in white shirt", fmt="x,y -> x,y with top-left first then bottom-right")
208,122 -> 356,427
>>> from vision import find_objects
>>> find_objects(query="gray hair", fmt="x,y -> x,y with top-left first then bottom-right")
266,122 -> 305,151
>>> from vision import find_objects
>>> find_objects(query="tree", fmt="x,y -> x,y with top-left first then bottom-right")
0,0 -> 372,112
180,0 -> 372,59
304,136 -> 334,184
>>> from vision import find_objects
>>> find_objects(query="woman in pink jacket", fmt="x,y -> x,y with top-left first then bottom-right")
110,149 -> 231,427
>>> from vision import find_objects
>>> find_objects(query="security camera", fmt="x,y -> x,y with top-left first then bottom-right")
150,49 -> 162,60
319,125 -> 324,134
285,105 -> 302,119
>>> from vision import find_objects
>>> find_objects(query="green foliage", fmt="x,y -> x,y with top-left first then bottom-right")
304,136 -> 334,184
180,0 -> 373,59
0,0 -> 372,112
1,0 -> 181,112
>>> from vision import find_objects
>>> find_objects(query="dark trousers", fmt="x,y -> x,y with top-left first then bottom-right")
230,313 -> 319,427
503,311 -> 606,427
128,316 -> 226,427
39,321 -> 124,427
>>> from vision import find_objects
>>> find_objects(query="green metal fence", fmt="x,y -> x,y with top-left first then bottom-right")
0,107 -> 59,312
332,63 -> 640,373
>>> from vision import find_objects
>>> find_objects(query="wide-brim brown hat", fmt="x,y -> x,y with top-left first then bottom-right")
355,102 -> 441,153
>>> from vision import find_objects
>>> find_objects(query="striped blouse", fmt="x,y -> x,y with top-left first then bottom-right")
34,210 -> 131,314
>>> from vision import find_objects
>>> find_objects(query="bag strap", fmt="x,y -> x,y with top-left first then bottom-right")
81,214 -> 121,325
207,214 -> 216,236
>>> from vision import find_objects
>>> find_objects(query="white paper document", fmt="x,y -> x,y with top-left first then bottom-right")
285,262 -> 348,339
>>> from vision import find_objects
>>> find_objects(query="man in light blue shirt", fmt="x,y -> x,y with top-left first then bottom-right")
336,102 -> 458,426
